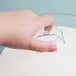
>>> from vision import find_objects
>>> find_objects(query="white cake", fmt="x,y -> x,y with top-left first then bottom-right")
0,26 -> 76,76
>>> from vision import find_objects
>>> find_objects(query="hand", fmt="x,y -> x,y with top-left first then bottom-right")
0,10 -> 57,52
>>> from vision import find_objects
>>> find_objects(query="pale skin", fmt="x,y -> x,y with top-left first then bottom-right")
0,10 -> 57,52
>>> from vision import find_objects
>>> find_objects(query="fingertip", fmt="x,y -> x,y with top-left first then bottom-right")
47,44 -> 57,52
43,15 -> 54,31
41,15 -> 54,32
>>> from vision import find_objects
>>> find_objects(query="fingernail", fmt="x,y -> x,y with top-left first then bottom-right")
49,44 -> 57,52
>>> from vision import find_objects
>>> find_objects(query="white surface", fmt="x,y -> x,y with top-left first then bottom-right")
0,26 -> 76,76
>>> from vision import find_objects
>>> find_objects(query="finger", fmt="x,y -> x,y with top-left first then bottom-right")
44,23 -> 53,31
37,15 -> 54,31
29,39 -> 57,52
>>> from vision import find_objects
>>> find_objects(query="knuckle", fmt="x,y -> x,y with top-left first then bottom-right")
26,10 -> 32,13
19,10 -> 26,13
26,10 -> 37,16
18,10 -> 27,17
19,10 -> 37,18
18,10 -> 33,18
18,10 -> 32,15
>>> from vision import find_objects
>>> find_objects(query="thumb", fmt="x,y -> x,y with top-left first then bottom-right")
29,39 -> 57,52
